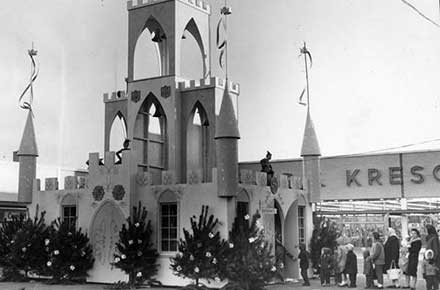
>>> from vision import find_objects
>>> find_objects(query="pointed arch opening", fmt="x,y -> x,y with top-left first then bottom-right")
109,112 -> 127,154
186,102 -> 209,182
180,18 -> 206,80
134,17 -> 169,80
236,189 -> 250,220
134,93 -> 167,185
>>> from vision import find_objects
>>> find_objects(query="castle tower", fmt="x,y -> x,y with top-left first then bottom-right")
17,111 -> 38,203
215,82 -> 240,197
300,110 -> 321,203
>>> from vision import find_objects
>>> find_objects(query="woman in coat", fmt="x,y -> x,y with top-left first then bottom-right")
425,224 -> 440,289
404,228 -> 422,290
369,232 -> 385,289
384,228 -> 400,288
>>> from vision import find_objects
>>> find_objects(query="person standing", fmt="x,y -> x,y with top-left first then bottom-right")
344,244 -> 358,288
426,224 -> 440,290
422,249 -> 439,290
298,243 -> 310,286
405,228 -> 422,290
384,228 -> 401,288
320,247 -> 333,287
369,232 -> 385,289
335,236 -> 348,286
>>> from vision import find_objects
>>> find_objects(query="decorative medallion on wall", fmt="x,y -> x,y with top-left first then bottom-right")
270,176 -> 279,194
92,185 -> 105,201
188,170 -> 200,185
131,90 -> 141,103
112,184 -> 125,201
160,85 -> 171,98
136,172 -> 151,186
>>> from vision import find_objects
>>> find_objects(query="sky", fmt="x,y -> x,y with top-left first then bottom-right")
1,0 -> 440,170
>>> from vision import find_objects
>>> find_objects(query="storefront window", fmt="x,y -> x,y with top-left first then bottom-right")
298,206 -> 305,244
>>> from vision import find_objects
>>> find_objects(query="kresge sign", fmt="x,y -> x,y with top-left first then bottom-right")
319,150 -> 440,200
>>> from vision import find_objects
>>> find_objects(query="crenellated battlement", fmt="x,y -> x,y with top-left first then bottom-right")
127,0 -> 210,14
177,77 -> 240,94
34,175 -> 88,192
103,90 -> 128,103
239,170 -> 303,190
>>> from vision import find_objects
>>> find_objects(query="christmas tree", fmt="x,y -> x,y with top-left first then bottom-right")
170,205 -> 228,289
0,210 -> 49,280
43,218 -> 94,283
0,213 -> 27,280
112,201 -> 159,286
223,211 -> 277,290
309,216 -> 338,272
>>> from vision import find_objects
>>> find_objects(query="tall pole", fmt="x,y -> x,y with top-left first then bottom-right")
303,42 -> 310,113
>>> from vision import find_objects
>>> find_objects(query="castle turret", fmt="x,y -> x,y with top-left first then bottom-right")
215,82 -> 240,197
17,111 -> 38,203
301,110 -> 321,203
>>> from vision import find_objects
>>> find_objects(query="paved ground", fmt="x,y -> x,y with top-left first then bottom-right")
0,277 -> 430,290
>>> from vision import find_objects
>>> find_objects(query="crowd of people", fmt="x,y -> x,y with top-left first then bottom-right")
298,224 -> 440,290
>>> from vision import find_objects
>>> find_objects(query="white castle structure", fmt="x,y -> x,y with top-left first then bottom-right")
14,0 -> 321,285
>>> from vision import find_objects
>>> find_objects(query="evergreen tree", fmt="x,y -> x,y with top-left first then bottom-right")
309,216 -> 338,272
43,218 -> 94,283
0,210 -> 49,280
113,201 -> 159,286
223,211 -> 277,290
0,213 -> 27,280
170,205 -> 228,289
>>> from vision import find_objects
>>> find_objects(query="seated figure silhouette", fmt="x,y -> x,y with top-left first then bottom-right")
260,151 -> 274,186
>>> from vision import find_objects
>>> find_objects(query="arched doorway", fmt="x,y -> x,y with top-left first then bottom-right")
88,201 -> 126,283
284,200 -> 300,279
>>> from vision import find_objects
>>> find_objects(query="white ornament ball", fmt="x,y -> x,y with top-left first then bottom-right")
44,239 -> 50,246
128,240 -> 133,245
206,252 -> 212,258
136,272 -> 142,277
194,267 -> 200,273
47,261 -> 52,267
244,214 -> 250,220
70,265 -> 75,271
54,250 -> 59,255
229,243 -> 234,248
121,254 -> 126,259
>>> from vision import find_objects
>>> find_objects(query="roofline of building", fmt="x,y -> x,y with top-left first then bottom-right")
239,148 -> 440,164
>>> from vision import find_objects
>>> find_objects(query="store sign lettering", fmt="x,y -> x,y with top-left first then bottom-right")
346,165 -> 440,186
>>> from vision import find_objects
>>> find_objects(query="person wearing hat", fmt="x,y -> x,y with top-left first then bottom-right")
422,249 -> 439,290
344,243 -> 358,288
384,228 -> 400,288
368,232 -> 385,289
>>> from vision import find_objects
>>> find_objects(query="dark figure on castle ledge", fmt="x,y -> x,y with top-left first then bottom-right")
260,151 -> 274,186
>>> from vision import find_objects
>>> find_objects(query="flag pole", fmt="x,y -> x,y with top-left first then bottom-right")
303,42 -> 310,113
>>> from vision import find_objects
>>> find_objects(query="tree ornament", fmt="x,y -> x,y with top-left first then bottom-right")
136,272 -> 142,277
177,265 -> 182,271
54,250 -> 59,255
244,214 -> 250,220
21,247 -> 27,252
271,266 -> 277,272
128,240 -> 133,245
194,267 -> 200,273
44,239 -> 50,246
47,261 -> 52,267
137,239 -> 142,244
215,277 -> 221,283
208,232 -> 214,239
70,265 -> 75,271
135,222 -> 140,228
114,257 -> 120,263
229,243 -> 234,248
212,258 -> 217,264
121,254 -> 126,259
190,254 -> 195,261
206,252 -> 212,258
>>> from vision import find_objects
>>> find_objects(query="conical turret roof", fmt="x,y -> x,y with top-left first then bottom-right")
300,110 -> 320,156
215,82 -> 240,139
17,110 -> 38,156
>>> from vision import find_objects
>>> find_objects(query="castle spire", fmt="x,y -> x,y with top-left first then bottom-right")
215,82 -> 240,139
17,110 -> 38,157
300,110 -> 320,157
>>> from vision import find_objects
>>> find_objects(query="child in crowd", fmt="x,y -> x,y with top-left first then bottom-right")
320,247 -> 333,287
422,249 -> 439,290
399,237 -> 410,288
344,244 -> 358,288
298,243 -> 310,286
364,248 -> 375,289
